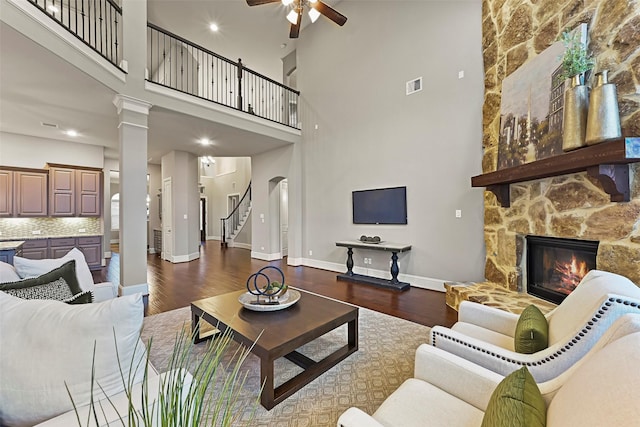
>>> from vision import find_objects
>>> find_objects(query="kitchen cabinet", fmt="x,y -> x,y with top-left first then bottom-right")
76,169 -> 101,216
49,167 -> 75,216
14,170 -> 48,217
18,236 -> 103,269
21,239 -> 49,260
49,165 -> 102,217
0,170 -> 13,217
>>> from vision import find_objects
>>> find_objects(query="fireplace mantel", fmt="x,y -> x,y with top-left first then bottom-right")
472,137 -> 640,207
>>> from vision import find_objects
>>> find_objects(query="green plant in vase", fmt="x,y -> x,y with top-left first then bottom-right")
558,29 -> 595,83
558,28 -> 594,152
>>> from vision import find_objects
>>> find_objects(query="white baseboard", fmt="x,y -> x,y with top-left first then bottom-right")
231,242 -> 252,250
118,282 -> 149,296
287,257 -> 303,266
251,251 -> 282,261
207,235 -> 220,241
148,248 -> 156,254
171,252 -> 200,263
300,258 -> 446,292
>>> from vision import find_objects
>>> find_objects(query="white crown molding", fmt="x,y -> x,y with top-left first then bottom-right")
113,94 -> 153,115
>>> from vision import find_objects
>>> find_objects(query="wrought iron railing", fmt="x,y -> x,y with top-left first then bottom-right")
27,0 -> 123,69
147,23 -> 300,129
221,182 -> 251,247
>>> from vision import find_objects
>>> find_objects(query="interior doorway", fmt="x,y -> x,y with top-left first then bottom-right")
200,197 -> 207,242
162,178 -> 172,262
268,177 -> 289,260
280,180 -> 289,257
228,194 -> 240,238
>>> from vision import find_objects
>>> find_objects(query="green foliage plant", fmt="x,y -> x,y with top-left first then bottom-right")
558,29 -> 595,81
66,323 -> 261,427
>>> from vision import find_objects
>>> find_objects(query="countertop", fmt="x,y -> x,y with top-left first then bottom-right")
0,234 -> 102,242
0,241 -> 25,250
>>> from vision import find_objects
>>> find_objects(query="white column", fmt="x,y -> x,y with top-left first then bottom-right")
113,94 -> 152,296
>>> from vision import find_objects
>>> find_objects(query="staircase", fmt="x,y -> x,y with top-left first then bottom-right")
221,182 -> 251,248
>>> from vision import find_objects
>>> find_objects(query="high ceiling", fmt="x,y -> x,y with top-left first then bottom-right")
0,0 -> 330,163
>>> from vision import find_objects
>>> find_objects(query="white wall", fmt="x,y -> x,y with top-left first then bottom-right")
0,132 -> 104,168
291,1 -> 486,286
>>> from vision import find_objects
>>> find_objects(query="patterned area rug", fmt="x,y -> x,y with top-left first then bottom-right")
141,299 -> 431,427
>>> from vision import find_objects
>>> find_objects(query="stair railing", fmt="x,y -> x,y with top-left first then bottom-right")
27,0 -> 123,69
147,23 -> 300,129
221,182 -> 251,247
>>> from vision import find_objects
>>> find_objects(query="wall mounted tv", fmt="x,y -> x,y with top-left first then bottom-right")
352,186 -> 407,225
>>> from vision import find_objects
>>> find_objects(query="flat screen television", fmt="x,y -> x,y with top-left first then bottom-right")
352,186 -> 407,225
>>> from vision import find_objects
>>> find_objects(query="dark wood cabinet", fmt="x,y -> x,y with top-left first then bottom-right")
49,167 -> 75,216
0,170 -> 13,217
14,170 -> 48,217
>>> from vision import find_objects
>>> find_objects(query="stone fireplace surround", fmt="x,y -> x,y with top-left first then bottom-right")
448,0 -> 640,314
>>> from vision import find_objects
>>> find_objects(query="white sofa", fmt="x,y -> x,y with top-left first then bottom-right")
0,292 -> 192,427
1,247 -> 117,302
338,318 -> 640,427
429,270 -> 640,381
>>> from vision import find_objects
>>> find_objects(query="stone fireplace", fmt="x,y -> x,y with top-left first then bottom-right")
525,235 -> 598,304
446,0 -> 640,314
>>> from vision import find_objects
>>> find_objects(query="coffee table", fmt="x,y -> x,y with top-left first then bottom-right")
190,289 -> 359,409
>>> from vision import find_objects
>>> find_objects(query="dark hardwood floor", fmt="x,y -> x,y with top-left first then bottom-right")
99,241 -> 457,328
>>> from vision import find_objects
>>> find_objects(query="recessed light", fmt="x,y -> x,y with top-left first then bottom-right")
199,138 -> 211,145
209,23 -> 219,32
65,129 -> 78,137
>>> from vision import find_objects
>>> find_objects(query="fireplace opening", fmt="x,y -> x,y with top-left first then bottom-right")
526,236 -> 599,304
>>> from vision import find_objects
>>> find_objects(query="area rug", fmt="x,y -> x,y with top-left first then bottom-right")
141,302 -> 431,426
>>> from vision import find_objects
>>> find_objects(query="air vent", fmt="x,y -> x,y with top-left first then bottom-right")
406,77 -> 423,95
41,122 -> 59,128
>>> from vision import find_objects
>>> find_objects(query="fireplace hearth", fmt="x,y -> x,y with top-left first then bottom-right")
526,236 -> 599,304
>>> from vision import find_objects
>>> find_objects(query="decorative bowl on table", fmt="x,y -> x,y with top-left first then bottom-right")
240,266 -> 300,311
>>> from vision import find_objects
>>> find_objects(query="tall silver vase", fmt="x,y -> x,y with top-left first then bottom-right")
585,70 -> 621,145
562,75 -> 589,152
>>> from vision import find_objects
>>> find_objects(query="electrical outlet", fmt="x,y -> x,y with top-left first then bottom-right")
309,250 -> 313,256
458,70 -> 465,79
32,230 -> 41,235
455,209 -> 462,218
78,228 -> 86,233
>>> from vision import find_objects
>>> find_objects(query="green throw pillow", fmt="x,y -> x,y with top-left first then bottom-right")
514,304 -> 548,354
481,367 -> 546,427
0,260 -> 83,301
64,290 -> 94,305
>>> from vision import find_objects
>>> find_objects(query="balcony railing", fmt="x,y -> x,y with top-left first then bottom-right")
147,23 -> 300,129
27,0 -> 123,70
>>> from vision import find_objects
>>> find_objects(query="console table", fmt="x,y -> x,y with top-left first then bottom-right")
335,241 -> 412,291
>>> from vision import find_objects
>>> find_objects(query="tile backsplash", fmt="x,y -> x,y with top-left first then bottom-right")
0,217 -> 102,239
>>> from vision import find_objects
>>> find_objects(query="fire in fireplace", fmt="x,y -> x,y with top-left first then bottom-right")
526,236 -> 599,304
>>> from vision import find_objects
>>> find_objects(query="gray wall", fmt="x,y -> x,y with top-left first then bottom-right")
293,0 -> 486,284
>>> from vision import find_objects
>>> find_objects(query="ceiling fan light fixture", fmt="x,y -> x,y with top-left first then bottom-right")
281,0 -> 294,5
308,7 -> 320,23
286,9 -> 299,24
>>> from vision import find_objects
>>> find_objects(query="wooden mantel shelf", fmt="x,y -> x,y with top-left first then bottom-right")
472,137 -> 640,207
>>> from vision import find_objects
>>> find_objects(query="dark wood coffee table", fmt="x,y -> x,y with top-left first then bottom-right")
190,289 -> 359,409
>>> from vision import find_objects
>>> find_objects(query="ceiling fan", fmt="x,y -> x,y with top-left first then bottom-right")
246,0 -> 347,39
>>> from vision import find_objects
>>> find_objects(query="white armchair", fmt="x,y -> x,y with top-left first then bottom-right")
429,270 -> 640,382
338,320 -> 640,427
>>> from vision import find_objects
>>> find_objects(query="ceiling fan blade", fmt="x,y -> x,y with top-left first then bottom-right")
246,0 -> 280,6
313,1 -> 347,26
289,9 -> 302,38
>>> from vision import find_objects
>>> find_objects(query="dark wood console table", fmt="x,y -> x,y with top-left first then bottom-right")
335,241 -> 412,291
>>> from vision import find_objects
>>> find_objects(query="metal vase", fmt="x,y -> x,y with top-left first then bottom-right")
562,75 -> 589,151
585,70 -> 621,145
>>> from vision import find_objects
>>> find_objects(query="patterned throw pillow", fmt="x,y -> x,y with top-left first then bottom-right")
0,260 -> 83,301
